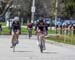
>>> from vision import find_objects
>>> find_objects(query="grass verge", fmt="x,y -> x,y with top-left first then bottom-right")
46,34 -> 75,45
0,27 -> 56,35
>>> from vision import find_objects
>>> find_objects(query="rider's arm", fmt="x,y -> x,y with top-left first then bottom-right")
12,21 -> 20,29
12,21 -> 15,27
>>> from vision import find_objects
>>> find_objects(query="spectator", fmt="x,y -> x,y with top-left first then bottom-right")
0,24 -> 2,34
73,24 -> 75,34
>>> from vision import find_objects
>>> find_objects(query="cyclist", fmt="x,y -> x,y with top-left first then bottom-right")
10,16 -> 20,48
35,19 -> 47,50
27,22 -> 33,38
0,24 -> 2,32
0,24 -> 2,34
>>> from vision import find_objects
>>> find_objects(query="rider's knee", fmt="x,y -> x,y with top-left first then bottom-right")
12,31 -> 14,35
16,31 -> 19,35
11,32 -> 15,38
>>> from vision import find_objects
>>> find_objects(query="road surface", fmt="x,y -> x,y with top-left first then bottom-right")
0,35 -> 75,60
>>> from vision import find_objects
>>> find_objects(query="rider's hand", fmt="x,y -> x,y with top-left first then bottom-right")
37,29 -> 41,33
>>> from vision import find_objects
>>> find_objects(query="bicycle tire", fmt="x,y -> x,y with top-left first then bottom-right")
40,41 -> 43,53
13,40 -> 17,52
13,45 -> 15,52
29,31 -> 31,39
12,33 -> 17,52
29,30 -> 32,39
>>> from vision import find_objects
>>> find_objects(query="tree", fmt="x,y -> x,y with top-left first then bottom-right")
0,0 -> 13,16
64,0 -> 75,19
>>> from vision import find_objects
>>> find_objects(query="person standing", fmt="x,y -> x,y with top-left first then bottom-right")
0,24 -> 2,34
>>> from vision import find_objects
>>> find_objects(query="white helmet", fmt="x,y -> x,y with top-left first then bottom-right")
14,16 -> 19,21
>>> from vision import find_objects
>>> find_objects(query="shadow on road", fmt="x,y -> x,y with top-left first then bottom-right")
15,50 -> 32,53
43,51 -> 57,54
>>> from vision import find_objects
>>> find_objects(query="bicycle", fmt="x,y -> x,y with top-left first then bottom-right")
12,30 -> 18,52
0,24 -> 2,35
28,28 -> 32,39
39,33 -> 45,53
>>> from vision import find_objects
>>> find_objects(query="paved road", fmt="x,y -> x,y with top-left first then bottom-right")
0,35 -> 75,60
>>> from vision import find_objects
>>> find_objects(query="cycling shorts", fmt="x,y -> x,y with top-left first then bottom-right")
11,27 -> 20,32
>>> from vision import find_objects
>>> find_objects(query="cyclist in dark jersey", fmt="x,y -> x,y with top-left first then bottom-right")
35,19 -> 47,50
27,23 -> 33,29
35,19 -> 48,34
11,17 -> 20,48
27,22 -> 33,38
0,24 -> 2,31
35,20 -> 45,32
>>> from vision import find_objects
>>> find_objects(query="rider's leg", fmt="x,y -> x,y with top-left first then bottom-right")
28,28 -> 31,38
16,30 -> 19,44
39,33 -> 43,45
11,31 -> 15,47
41,34 -> 46,50
37,32 -> 40,45
30,29 -> 32,37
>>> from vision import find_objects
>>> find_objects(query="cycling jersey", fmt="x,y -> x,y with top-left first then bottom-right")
27,23 -> 33,28
11,20 -> 20,31
35,21 -> 46,32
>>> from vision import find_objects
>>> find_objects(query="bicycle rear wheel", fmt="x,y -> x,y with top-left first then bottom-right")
13,45 -> 15,52
12,34 -> 17,52
29,31 -> 31,39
